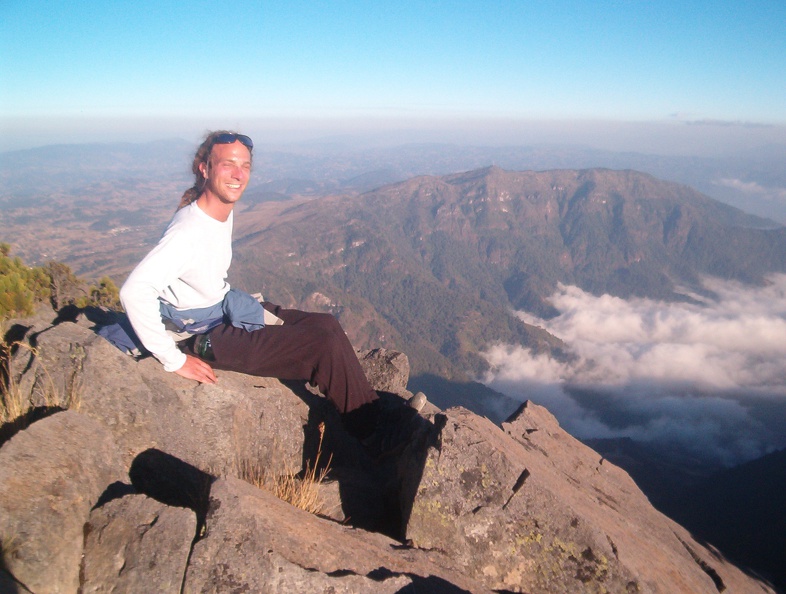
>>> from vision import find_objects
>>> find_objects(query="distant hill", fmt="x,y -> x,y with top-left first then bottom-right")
230,166 -> 786,380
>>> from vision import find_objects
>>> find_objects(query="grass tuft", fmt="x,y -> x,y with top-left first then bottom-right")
1,333 -> 82,438
237,422 -> 332,515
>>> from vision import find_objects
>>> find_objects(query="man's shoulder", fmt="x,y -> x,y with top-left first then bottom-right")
169,202 -> 232,229
167,203 -> 207,231
157,205 -> 203,246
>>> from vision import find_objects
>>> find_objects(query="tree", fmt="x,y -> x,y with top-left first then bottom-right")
89,276 -> 121,309
1,246 -> 122,320
0,246 -> 50,319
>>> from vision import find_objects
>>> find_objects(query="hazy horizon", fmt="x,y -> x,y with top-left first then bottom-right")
2,115 -> 786,158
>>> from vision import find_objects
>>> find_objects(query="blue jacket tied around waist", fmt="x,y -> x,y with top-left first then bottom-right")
98,288 -> 266,357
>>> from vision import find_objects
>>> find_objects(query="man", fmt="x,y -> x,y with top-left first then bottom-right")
120,131 -> 423,456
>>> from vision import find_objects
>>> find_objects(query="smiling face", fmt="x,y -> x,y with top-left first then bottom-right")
197,140 -> 252,219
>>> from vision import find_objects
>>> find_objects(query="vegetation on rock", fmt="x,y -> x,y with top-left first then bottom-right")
0,243 -> 121,320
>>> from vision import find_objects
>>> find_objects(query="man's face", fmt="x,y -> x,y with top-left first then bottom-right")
200,141 -> 252,206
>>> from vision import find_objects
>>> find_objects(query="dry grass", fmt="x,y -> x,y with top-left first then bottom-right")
1,338 -> 29,427
237,422 -> 333,515
1,334 -> 81,431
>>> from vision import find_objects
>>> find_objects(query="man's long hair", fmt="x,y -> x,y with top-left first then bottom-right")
177,130 -> 251,210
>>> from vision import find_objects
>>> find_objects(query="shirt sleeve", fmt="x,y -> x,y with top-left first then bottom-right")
120,227 -> 193,372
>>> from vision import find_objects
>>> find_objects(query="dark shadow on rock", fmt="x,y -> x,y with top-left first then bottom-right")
280,381 -> 436,542
129,449 -> 215,536
398,412 -> 446,537
1,321 -> 66,447
396,573 -> 473,593
346,566 -> 474,593
282,380 -> 390,532
2,323 -> 33,389
92,481 -> 138,510
52,304 -> 82,325
0,407 -> 65,448
0,566 -> 26,594
2,323 -> 34,353
338,391 -> 435,541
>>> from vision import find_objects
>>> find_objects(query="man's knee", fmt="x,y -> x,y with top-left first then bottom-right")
308,312 -> 344,333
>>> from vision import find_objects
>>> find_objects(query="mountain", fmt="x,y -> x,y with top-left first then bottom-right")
229,166 -> 786,382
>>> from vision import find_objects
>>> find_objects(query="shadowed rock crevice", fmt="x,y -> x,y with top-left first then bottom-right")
0,405 -> 65,447
678,536 -> 726,593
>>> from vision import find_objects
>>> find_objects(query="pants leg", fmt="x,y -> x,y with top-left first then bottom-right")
198,304 -> 378,415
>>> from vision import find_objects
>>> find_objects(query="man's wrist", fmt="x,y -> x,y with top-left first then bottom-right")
162,350 -> 188,372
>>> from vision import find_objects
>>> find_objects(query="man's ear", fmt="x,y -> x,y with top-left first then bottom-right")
199,160 -> 209,179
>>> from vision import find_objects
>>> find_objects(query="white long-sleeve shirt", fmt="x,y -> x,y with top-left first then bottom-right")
120,202 -> 233,371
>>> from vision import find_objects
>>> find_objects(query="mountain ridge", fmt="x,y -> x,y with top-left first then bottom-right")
229,166 -> 786,380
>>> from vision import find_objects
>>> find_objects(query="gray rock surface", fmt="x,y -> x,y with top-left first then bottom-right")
9,314 -> 309,476
0,310 -> 777,593
81,494 -> 195,594
358,347 -> 410,395
407,403 -> 773,593
184,476 -> 491,593
0,410 -> 125,594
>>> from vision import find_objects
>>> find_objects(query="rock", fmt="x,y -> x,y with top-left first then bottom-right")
359,347 -> 410,394
183,476 -> 492,594
9,315 -> 310,476
1,311 -> 776,593
81,493 -> 196,594
406,403 -> 774,593
0,410 -> 125,594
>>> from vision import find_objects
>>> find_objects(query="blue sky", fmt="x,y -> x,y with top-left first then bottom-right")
1,0 -> 785,151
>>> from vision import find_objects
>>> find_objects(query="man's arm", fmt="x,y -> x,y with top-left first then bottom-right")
119,229 -> 193,373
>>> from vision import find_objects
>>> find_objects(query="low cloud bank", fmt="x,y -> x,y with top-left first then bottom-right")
481,276 -> 786,466
716,178 -> 786,202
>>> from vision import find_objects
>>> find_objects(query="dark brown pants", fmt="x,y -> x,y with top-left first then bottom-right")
195,303 -> 378,415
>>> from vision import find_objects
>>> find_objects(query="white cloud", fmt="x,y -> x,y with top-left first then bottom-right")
481,276 -> 786,465
716,178 -> 786,202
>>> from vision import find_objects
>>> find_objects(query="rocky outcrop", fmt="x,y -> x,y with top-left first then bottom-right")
0,309 -> 776,593
0,411 -> 125,593
81,494 -> 195,593
406,405 -> 769,593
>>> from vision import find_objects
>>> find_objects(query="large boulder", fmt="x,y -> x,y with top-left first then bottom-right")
8,313 -> 310,476
0,411 -> 125,594
183,476 -> 492,593
358,348 -> 410,395
0,310 -> 776,593
406,403 -> 774,593
80,493 -> 196,594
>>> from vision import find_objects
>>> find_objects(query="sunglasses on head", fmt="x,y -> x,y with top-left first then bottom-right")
212,133 -> 253,150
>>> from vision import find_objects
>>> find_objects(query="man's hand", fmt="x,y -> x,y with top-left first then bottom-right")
175,354 -> 218,384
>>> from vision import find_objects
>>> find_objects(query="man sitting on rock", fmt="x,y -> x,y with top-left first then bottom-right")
120,130 -> 425,459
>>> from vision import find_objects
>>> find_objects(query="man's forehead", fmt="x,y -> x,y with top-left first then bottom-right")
210,141 -> 252,162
